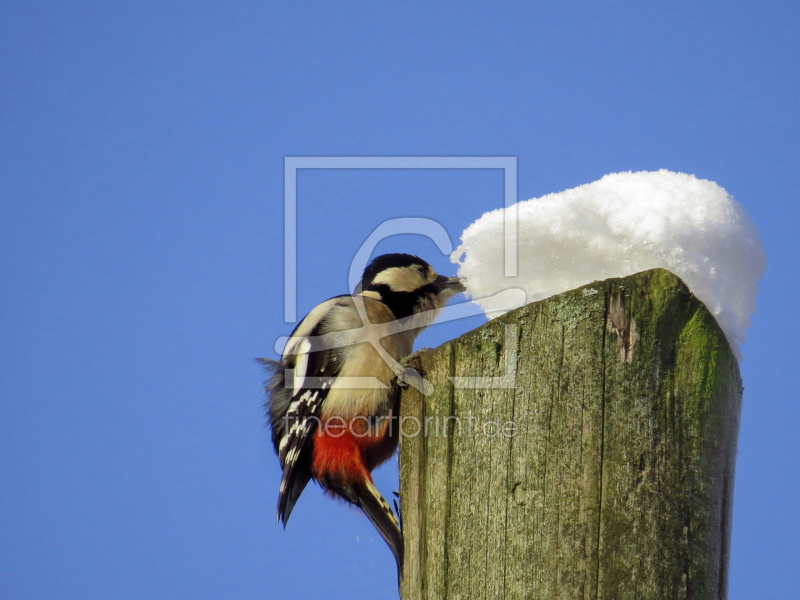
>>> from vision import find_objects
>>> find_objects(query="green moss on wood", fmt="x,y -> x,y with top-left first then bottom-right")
400,269 -> 741,600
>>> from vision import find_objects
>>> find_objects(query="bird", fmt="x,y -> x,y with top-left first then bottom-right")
259,253 -> 465,579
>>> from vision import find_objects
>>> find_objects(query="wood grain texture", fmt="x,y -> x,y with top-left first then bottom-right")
399,269 -> 741,600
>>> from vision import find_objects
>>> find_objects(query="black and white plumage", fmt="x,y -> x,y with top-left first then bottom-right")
259,253 -> 464,580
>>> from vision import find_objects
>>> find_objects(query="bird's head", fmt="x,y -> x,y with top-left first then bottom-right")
357,253 -> 465,320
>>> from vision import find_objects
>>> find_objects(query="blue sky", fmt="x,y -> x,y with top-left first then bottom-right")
1,2 -> 798,598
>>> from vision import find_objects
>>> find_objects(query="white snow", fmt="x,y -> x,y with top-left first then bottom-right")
451,170 -> 766,359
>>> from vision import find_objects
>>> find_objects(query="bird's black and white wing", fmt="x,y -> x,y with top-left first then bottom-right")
259,297 -> 345,525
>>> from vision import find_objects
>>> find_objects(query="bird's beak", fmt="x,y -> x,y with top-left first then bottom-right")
437,275 -> 466,294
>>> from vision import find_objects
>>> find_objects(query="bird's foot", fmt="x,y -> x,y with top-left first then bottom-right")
397,365 -> 433,396
394,356 -> 432,395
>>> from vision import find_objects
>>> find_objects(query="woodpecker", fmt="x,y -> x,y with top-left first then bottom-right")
260,253 -> 465,578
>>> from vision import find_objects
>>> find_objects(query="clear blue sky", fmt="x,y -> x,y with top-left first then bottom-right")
1,2 -> 798,598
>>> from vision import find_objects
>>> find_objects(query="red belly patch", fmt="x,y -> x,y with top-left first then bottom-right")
312,417 -> 388,487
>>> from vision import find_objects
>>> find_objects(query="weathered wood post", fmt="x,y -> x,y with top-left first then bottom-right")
399,269 -> 741,600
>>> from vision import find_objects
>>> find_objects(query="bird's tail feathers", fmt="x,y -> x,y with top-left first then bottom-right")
276,468 -> 311,527
343,479 -> 403,582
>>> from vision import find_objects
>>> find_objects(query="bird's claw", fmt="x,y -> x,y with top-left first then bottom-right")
395,366 -> 422,389
395,365 -> 433,396
399,349 -> 429,377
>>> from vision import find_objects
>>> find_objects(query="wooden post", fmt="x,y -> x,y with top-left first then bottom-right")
399,269 -> 741,600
